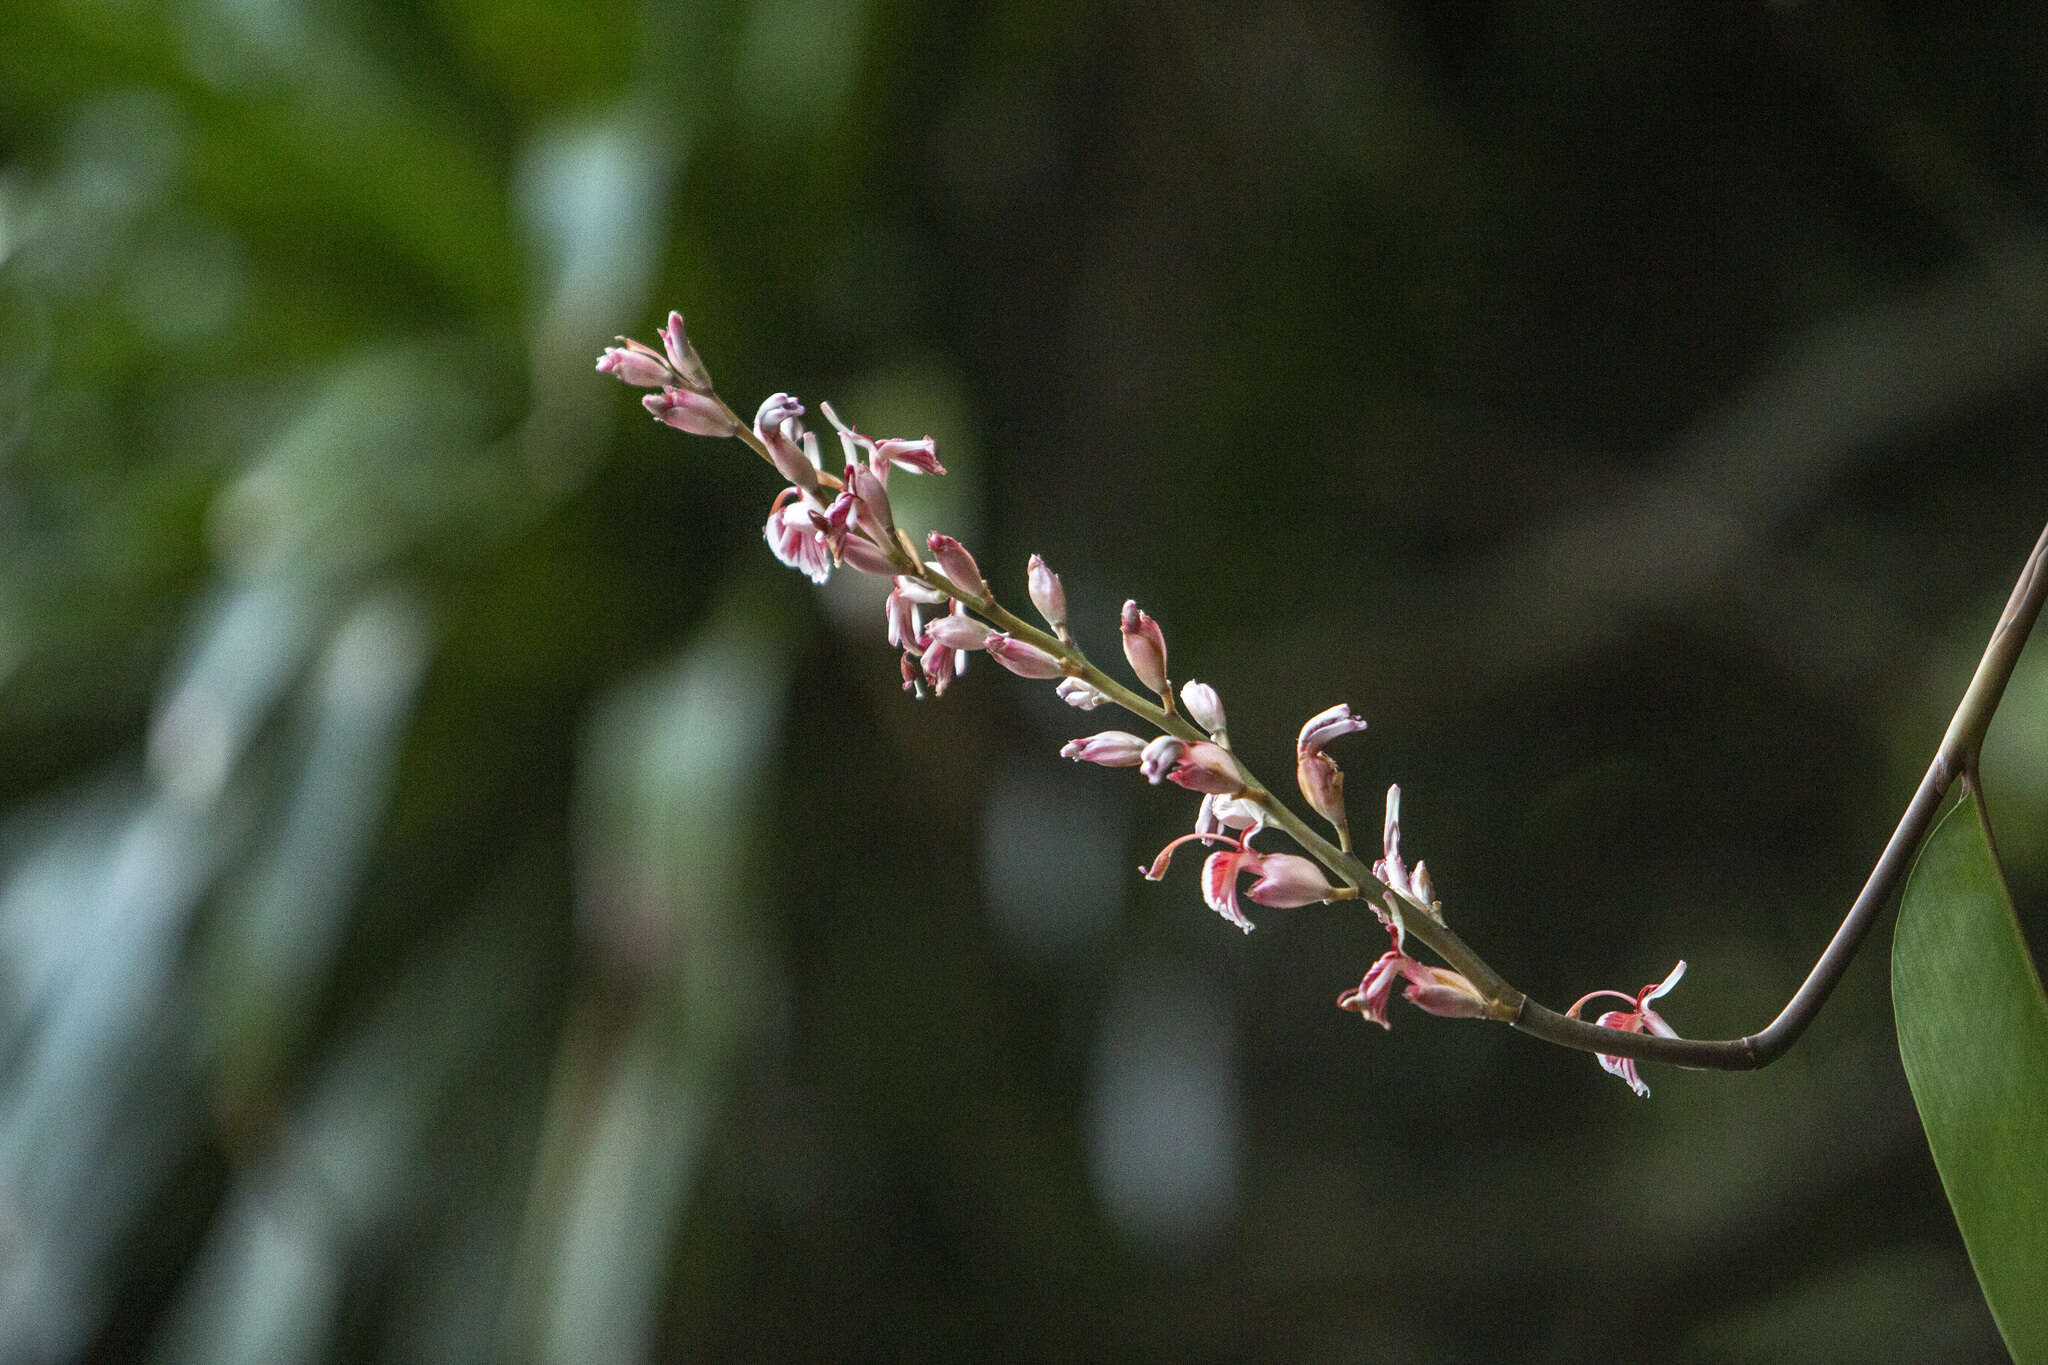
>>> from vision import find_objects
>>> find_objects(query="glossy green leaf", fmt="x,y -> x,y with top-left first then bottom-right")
1895,793 -> 2048,1364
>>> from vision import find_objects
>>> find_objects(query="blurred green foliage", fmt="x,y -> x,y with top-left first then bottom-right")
1,0 -> 2046,1361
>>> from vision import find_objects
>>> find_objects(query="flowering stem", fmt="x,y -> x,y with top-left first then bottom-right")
622,337 -> 2047,1077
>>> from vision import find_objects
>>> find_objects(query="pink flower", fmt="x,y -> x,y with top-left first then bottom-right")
1163,740 -> 1243,796
1138,735 -> 1187,784
1060,731 -> 1146,766
1338,922 -> 1488,1028
596,338 -> 673,387
1120,601 -> 1169,694
927,534 -> 985,598
656,311 -> 714,390
753,393 -> 819,492
983,632 -> 1065,679
1027,555 -> 1068,634
1180,680 -> 1226,735
644,387 -> 738,437
1055,677 -> 1108,710
1244,853 -> 1333,908
874,436 -> 945,476
924,610 -> 992,651
1297,703 -> 1367,754
1142,829 -> 1333,934
1296,703 -> 1366,831
1566,961 -> 1687,1098
764,487 -> 832,584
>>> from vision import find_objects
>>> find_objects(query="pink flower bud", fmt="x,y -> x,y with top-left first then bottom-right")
1296,748 -> 1345,827
851,462 -> 895,537
753,393 -> 818,492
926,534 -> 985,597
1027,555 -> 1068,633
1138,734 -> 1187,784
657,311 -> 715,391
874,436 -> 945,475
983,632 -> 1065,679
1060,731 -> 1146,766
924,612 -> 992,651
1165,740 -> 1243,796
1055,677 -> 1108,710
1402,967 -> 1488,1019
1179,680 -> 1226,734
1246,853 -> 1335,908
597,339 -> 672,387
644,387 -> 738,437
1297,703 -> 1367,755
1120,601 -> 1169,694
839,535 -> 898,577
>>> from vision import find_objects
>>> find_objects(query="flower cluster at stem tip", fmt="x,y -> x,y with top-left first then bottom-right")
600,312 -> 1688,1096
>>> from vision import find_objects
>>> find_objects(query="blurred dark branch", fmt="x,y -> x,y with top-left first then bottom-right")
1504,514 -> 2048,1069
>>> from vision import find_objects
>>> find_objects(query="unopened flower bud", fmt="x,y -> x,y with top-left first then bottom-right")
926,534 -> 985,598
644,388 -> 738,437
1165,741 -> 1243,795
1180,680 -> 1226,734
1055,677 -> 1108,710
597,340 -> 672,387
839,535 -> 898,577
1027,555 -> 1068,634
1060,731 -> 1146,766
1410,861 -> 1435,908
657,311 -> 715,391
1403,967 -> 1487,1019
1138,734 -> 1187,784
924,613 -> 992,651
851,462 -> 895,537
1297,748 -> 1345,827
1120,601 -> 1169,695
1246,853 -> 1335,908
983,632 -> 1065,679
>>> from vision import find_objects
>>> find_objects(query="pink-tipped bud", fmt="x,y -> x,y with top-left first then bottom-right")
1297,703 -> 1367,755
983,632 -> 1065,679
1165,741 -> 1243,796
1297,748 -> 1345,828
1138,734 -> 1187,784
926,534 -> 985,598
1403,967 -> 1488,1019
753,393 -> 819,491
1027,555 -> 1068,634
1060,731 -> 1146,766
874,436 -> 945,475
644,388 -> 739,437
839,535 -> 898,577
850,462 -> 895,537
885,583 -> 922,650
924,612 -> 992,651
1120,601 -> 1169,695
1055,677 -> 1108,710
1246,853 -> 1335,908
1180,680 -> 1226,734
657,311 -> 715,391
597,339 -> 672,387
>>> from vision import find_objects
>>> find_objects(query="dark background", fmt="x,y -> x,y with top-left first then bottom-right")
2,1 -> 2046,1360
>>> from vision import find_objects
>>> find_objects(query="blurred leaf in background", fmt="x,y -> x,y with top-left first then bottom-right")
0,0 -> 2045,1361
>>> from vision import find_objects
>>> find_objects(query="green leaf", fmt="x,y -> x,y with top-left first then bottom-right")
1895,792 -> 2048,1363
